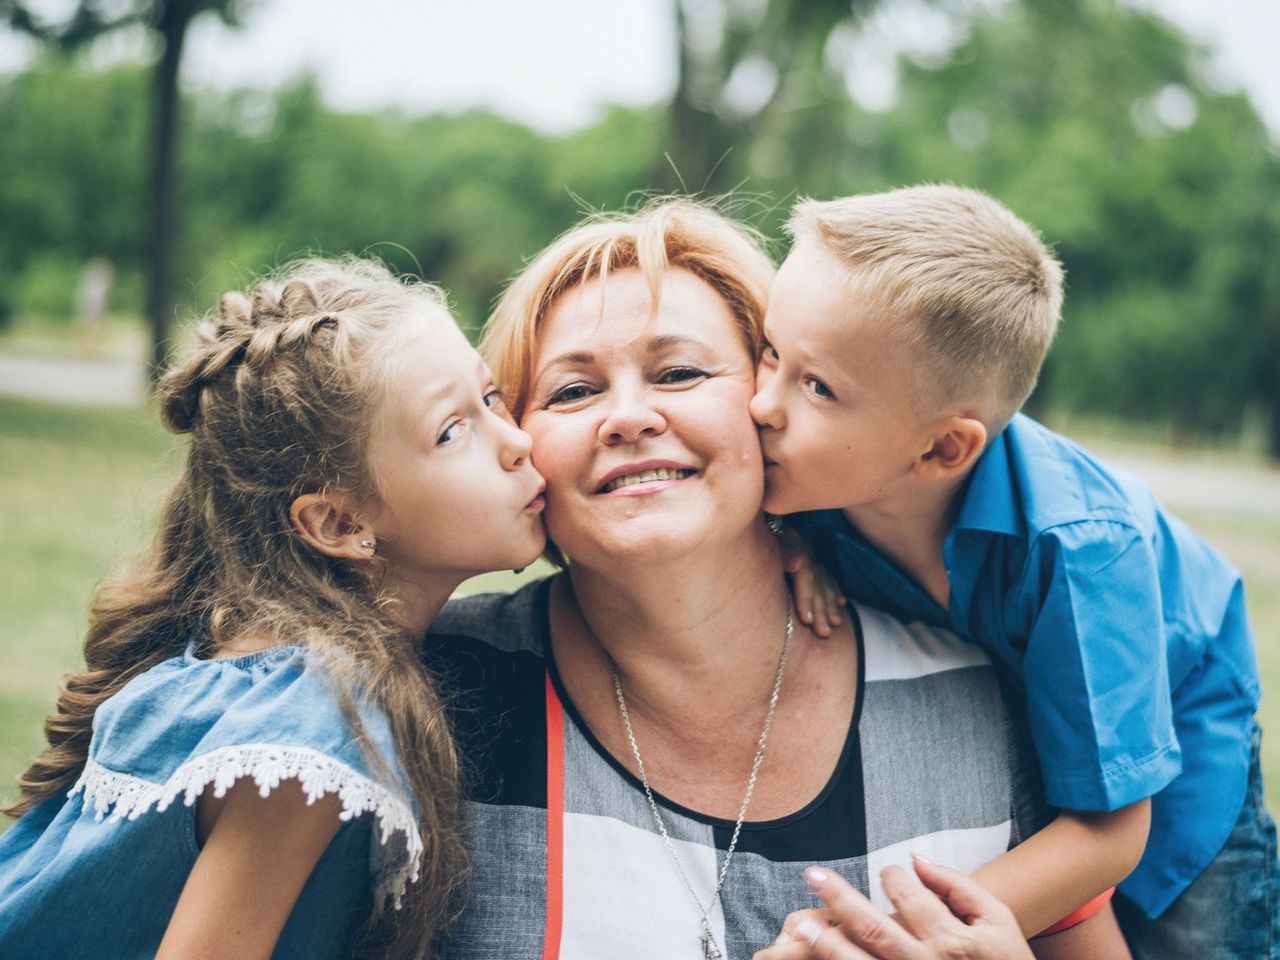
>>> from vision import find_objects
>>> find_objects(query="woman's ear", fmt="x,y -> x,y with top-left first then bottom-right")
915,416 -> 988,481
289,494 -> 375,560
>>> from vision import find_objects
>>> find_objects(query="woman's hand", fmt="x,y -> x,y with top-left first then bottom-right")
754,856 -> 1034,960
775,521 -> 845,637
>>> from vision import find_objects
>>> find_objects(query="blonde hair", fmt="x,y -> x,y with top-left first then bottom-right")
8,259 -> 465,959
788,185 -> 1064,426
481,198 -> 776,422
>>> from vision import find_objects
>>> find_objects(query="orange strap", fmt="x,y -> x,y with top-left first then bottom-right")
540,673 -> 566,960
1034,886 -> 1115,938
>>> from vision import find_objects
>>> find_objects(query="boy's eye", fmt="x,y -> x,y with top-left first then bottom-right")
656,366 -> 707,385
546,382 -> 594,406
483,388 -> 505,409
806,377 -> 836,400
437,418 -> 466,444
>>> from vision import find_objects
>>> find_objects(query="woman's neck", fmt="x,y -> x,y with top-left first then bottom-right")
558,520 -> 795,729
550,518 -> 859,821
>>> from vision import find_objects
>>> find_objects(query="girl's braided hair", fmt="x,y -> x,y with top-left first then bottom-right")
8,258 -> 466,958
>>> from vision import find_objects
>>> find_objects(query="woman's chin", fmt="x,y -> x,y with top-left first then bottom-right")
560,516 -> 758,571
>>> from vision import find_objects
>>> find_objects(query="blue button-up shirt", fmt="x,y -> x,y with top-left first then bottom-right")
790,414 -> 1261,917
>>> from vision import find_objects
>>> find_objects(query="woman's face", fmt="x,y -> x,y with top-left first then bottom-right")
521,267 -> 763,568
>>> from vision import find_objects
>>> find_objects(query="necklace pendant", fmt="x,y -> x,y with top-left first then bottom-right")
700,925 -> 723,960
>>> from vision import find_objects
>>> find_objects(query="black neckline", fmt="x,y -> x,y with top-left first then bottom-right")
535,575 -> 867,831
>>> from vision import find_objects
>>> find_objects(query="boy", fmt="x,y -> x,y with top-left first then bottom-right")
750,185 -> 1272,958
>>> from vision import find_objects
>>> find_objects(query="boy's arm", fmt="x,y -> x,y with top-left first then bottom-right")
1030,902 -> 1130,960
972,799 -> 1151,937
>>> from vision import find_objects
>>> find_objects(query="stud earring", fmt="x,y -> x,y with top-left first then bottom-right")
360,538 -> 376,551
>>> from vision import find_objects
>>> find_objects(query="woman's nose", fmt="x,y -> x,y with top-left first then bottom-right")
598,385 -> 666,445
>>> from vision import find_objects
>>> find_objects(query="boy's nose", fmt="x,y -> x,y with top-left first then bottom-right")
749,368 -> 785,430
500,420 -> 534,469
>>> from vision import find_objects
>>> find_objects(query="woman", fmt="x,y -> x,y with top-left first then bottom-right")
425,201 -> 1046,958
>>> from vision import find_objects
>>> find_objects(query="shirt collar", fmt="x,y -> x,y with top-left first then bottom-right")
952,419 -> 1024,537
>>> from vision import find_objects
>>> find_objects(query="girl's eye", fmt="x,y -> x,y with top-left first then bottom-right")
437,419 -> 466,444
762,342 -> 779,363
546,382 -> 594,406
657,366 -> 707,385
806,377 -> 836,400
483,388 -> 505,409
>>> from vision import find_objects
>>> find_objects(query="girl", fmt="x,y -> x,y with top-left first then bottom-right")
0,258 -> 547,959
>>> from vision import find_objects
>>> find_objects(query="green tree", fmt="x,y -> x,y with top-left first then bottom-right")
2,0 -> 252,380
659,0 -> 895,194
0,59 -> 148,319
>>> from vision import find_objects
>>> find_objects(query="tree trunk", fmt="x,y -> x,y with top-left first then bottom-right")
144,1 -> 190,384
1267,378 -> 1280,462
654,0 -> 737,195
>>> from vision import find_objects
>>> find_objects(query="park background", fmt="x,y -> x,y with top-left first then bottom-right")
1,0 -> 1278,820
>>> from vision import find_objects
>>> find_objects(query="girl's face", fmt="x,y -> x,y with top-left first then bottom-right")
521,267 -> 763,569
363,317 -> 546,582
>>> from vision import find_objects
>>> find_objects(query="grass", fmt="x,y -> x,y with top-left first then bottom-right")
1,396 -> 1278,825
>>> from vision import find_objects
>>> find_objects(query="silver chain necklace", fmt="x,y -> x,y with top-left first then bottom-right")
608,593 -> 794,960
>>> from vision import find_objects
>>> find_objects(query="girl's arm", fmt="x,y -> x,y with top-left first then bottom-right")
972,799 -> 1150,950
156,778 -> 345,960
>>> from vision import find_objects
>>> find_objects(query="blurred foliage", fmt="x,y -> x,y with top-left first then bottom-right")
3,0 -> 253,378
0,0 -> 1277,450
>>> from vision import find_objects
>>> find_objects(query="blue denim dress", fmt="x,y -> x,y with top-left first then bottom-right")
0,644 -> 421,959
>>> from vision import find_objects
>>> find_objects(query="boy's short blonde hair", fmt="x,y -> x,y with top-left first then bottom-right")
482,198 -> 775,422
787,185 -> 1063,427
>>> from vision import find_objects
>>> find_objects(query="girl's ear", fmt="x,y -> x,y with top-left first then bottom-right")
915,415 -> 988,481
289,494 -> 375,560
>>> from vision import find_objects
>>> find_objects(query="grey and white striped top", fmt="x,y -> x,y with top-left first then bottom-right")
426,577 -> 1046,959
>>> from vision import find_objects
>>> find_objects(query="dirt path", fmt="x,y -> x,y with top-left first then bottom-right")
1097,446 -> 1280,519
0,353 -> 145,407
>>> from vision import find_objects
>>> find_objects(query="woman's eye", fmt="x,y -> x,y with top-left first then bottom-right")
806,377 -> 835,400
546,382 -> 594,406
437,419 -> 466,444
657,366 -> 707,385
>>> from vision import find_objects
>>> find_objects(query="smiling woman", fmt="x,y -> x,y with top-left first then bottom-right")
423,201 -> 1050,959
523,266 -> 763,567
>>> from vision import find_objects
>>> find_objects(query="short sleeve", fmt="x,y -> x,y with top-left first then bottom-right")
1019,521 -> 1182,811
75,646 -> 423,909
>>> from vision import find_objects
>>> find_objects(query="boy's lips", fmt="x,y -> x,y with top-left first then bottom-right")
525,483 -> 547,511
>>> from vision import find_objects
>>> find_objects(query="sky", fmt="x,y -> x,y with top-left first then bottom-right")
0,0 -> 1277,138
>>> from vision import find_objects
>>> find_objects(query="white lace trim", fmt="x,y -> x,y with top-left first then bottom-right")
69,743 -> 423,909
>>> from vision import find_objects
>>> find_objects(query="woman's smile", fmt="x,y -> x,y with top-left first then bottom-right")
595,460 -> 699,495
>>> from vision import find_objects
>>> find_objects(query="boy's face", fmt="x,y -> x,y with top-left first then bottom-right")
750,241 -> 935,518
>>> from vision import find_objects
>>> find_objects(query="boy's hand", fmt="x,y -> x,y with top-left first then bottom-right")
755,858 -> 1033,960
776,522 -> 845,637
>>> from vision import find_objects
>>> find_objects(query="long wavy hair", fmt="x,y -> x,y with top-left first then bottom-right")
5,258 -> 466,959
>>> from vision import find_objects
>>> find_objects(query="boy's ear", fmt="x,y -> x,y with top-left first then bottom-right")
915,416 -> 988,481
289,493 -> 375,561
